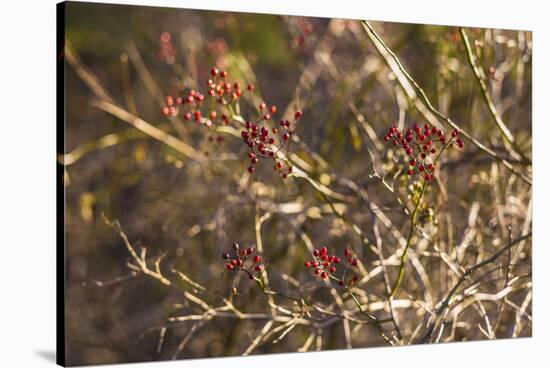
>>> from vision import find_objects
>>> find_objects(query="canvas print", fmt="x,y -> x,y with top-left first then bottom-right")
57,1 -> 533,366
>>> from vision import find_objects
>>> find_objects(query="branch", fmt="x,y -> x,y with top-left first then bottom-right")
361,21 -> 532,185
459,27 -> 528,161
417,232 -> 532,343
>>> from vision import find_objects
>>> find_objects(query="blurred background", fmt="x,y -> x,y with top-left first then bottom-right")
63,2 -> 532,365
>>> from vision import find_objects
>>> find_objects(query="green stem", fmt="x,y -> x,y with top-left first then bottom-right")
390,179 -> 427,297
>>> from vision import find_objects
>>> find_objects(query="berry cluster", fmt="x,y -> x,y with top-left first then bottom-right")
304,246 -> 359,287
288,17 -> 315,51
161,67 -> 302,179
157,32 -> 176,65
383,123 -> 464,181
222,241 -> 264,281
241,108 -> 301,178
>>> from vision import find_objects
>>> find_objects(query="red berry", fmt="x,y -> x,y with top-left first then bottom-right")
313,249 -> 319,257
282,133 -> 290,141
320,272 -> 327,279
220,70 -> 228,78
247,83 -> 254,91
255,265 -> 262,272
226,263 -> 233,270
269,105 -> 277,114
248,166 -> 255,173
259,102 -> 266,111
407,169 -> 413,176
344,248 -> 350,257
304,261 -> 311,267
329,266 -> 336,273
352,275 -> 358,282
253,255 -> 261,263
210,67 -> 219,76
294,111 -> 302,120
